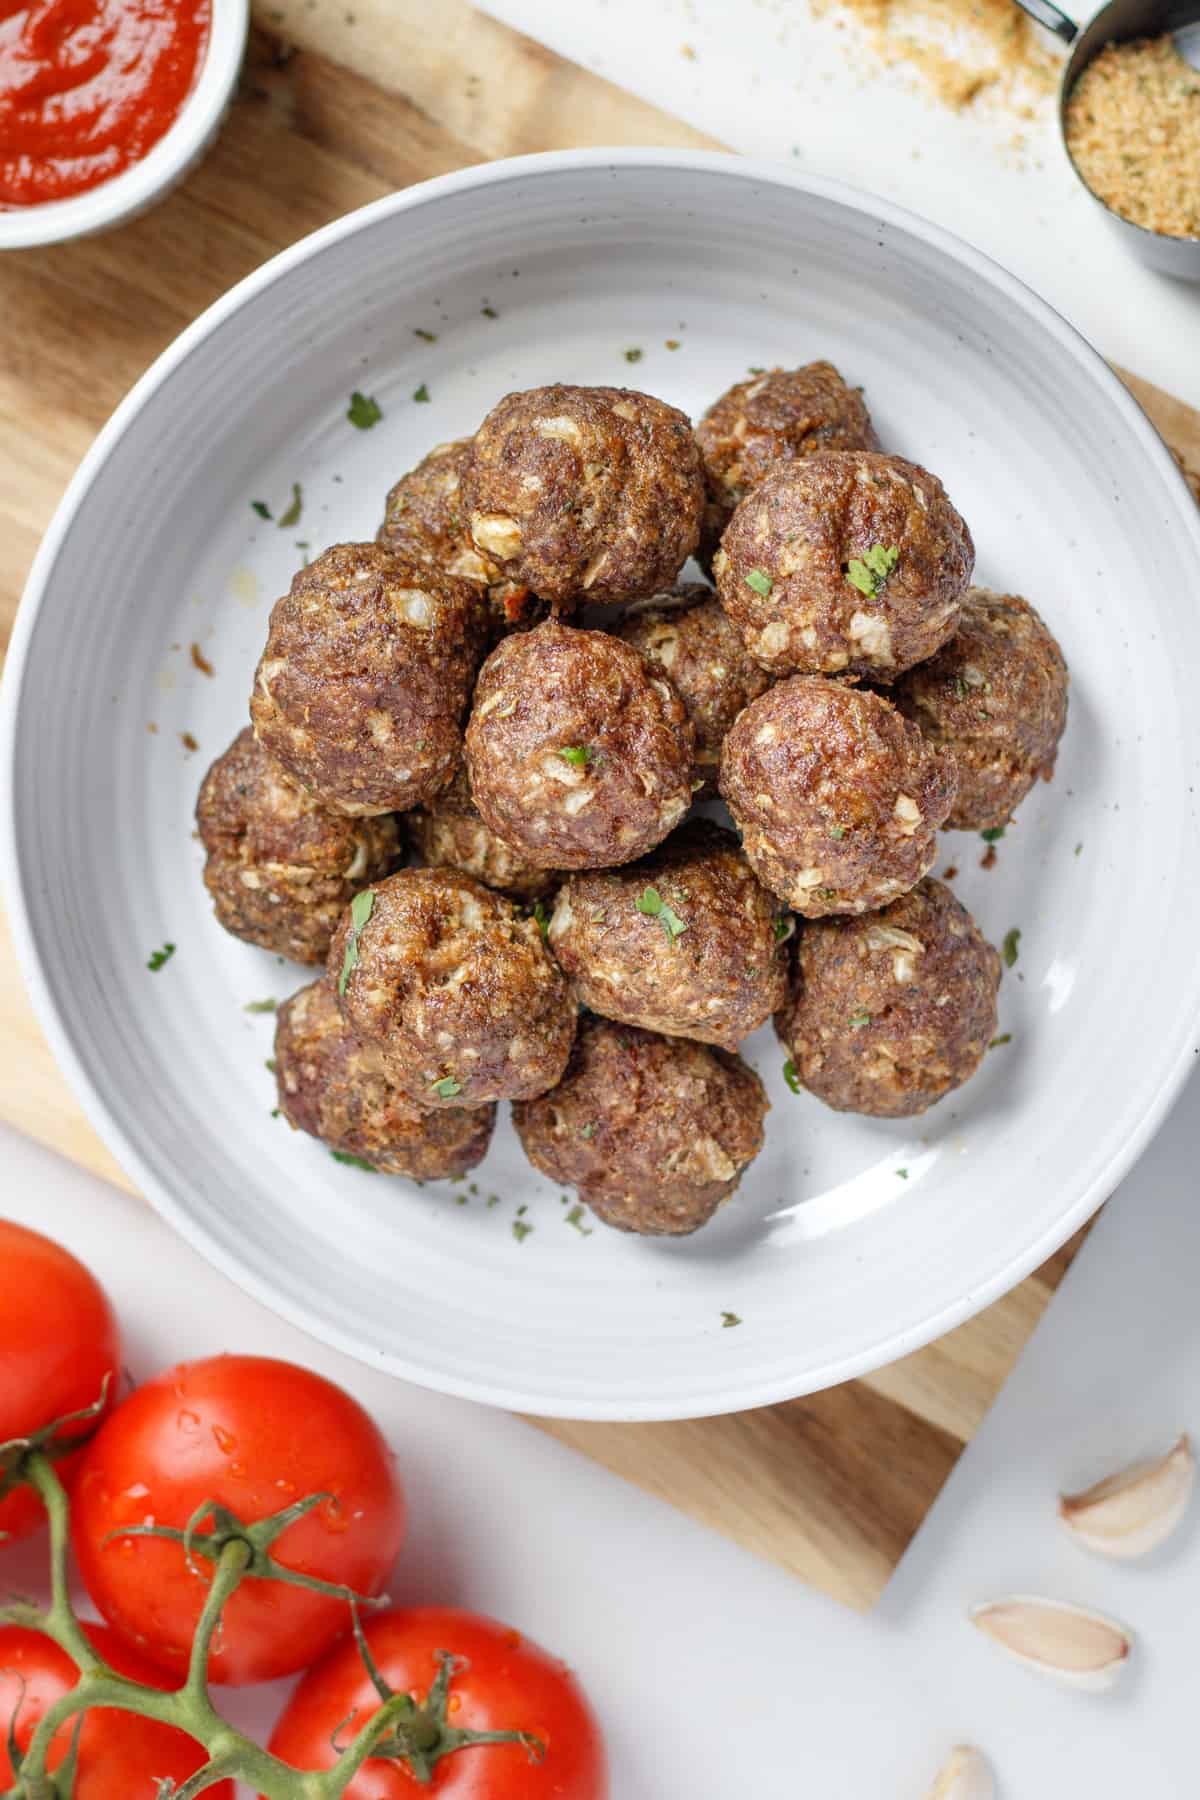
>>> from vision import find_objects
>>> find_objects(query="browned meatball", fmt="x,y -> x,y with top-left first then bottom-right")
462,385 -> 705,609
695,362 -> 880,561
275,980 -> 495,1178
406,764 -> 559,901
196,728 -> 400,964
775,878 -> 1000,1117
713,451 -> 973,679
250,542 -> 487,816
376,439 -> 541,637
890,589 -> 1069,832
547,821 -> 787,1050
465,621 -> 695,871
327,866 -> 575,1107
613,583 -> 773,797
720,676 -> 957,916
512,1013 -> 768,1236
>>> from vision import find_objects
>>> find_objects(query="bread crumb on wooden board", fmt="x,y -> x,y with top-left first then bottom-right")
1065,36 -> 1200,239
811,0 -> 1061,113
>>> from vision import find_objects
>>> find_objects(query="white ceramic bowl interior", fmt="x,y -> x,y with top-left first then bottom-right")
0,0 -> 248,250
5,152 -> 1200,1420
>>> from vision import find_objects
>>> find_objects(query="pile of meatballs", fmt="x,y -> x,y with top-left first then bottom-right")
196,364 -> 1069,1239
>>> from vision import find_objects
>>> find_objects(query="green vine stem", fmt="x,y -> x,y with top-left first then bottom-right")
0,1442 -> 540,1800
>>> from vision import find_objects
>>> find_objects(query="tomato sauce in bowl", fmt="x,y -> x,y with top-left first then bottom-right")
0,0 -> 211,209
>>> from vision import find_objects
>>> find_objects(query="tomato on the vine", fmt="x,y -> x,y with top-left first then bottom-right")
0,1222 -> 121,1543
72,1354 -> 405,1685
267,1606 -> 610,1798
0,1621 -> 235,1799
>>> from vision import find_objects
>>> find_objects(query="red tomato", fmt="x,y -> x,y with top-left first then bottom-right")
0,1621 -> 234,1799
0,1223 -> 121,1543
267,1606 -> 609,1798
72,1355 -> 405,1685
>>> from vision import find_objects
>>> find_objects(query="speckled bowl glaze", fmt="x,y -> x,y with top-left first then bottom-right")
4,151 -> 1200,1419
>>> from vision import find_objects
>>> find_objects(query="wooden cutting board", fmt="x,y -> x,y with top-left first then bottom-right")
2,0 -> 1198,1615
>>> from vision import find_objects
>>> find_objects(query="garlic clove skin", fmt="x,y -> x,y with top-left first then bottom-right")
927,1743 -> 995,1799
1058,1434 -> 1194,1560
969,1595 -> 1133,1691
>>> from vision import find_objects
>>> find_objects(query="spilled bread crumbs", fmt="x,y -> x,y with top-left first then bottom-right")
812,0 -> 1060,112
1066,36 -> 1200,238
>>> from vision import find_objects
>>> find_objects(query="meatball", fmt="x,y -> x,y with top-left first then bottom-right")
548,821 -> 787,1050
406,763 -> 559,901
275,980 -> 494,1179
775,878 -> 1001,1117
713,451 -> 973,679
462,385 -> 705,609
328,866 -> 575,1107
512,1013 -> 768,1236
376,438 -> 541,637
250,542 -> 487,816
890,588 -> 1069,832
695,362 -> 880,561
720,676 -> 957,916
196,728 -> 400,964
613,583 -> 773,797
465,620 -> 695,871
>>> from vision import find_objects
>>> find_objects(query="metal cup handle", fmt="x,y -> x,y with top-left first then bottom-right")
1011,0 -> 1079,43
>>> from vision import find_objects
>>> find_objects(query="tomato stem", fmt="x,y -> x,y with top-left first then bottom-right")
0,1456 -> 540,1800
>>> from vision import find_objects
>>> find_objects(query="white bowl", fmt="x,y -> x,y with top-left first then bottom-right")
0,0 -> 248,250
4,151 -> 1200,1420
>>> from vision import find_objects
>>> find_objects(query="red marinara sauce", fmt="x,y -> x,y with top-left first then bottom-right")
0,0 -> 211,209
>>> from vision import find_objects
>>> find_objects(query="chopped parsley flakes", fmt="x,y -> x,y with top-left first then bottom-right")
481,304 -> 498,319
580,1121 -> 597,1140
338,888 -> 375,995
243,997 -> 277,1013
565,1204 -> 593,1236
347,390 -> 382,429
773,914 -> 792,943
431,1075 -> 464,1099
635,886 -> 687,944
720,1310 -> 742,1329
1002,928 -> 1021,969
989,1032 -> 1013,1049
412,382 -> 431,403
557,745 -> 593,767
146,942 -> 176,972
250,499 -> 271,520
413,327 -> 438,342
512,1219 -> 534,1243
331,1151 -> 376,1172
782,1058 -> 801,1094
846,543 -> 899,599
277,482 -> 303,528
980,825 -> 1006,843
532,899 -> 551,941
896,1167 -> 909,1180
623,347 -> 643,363
849,1009 -> 872,1029
829,824 -> 847,840
744,567 -> 773,598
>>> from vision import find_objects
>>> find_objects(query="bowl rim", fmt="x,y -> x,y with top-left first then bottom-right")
0,0 -> 250,250
4,147 -> 1200,1418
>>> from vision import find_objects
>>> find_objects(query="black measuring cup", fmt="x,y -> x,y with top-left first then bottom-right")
1017,0 -> 1200,278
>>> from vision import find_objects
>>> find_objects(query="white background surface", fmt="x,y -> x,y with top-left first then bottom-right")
2,1096 -> 1197,1796
482,0 -> 1200,411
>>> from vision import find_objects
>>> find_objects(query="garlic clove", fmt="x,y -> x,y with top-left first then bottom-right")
1058,1434 -> 1194,1560
927,1744 -> 995,1799
969,1595 -> 1132,1691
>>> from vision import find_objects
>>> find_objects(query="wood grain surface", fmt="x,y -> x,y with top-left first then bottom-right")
1,0 -> 1196,1612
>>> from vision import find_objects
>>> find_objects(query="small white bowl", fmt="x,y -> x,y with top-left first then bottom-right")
0,0 -> 249,251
